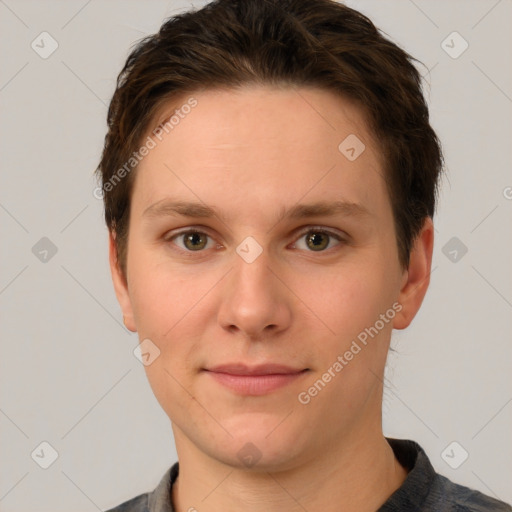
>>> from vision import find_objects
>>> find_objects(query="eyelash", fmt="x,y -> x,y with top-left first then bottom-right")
163,226 -> 346,256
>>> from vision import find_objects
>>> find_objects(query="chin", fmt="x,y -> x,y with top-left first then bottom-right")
219,422 -> 308,470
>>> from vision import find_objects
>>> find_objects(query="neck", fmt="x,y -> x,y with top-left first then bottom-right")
171,429 -> 408,512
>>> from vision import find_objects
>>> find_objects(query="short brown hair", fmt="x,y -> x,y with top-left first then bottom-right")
96,0 -> 443,277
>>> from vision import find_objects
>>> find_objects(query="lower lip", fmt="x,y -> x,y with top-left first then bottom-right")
205,370 -> 308,396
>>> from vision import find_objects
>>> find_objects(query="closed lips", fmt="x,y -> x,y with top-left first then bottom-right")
204,364 -> 308,375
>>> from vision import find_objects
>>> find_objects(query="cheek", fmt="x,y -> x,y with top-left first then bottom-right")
127,253 -> 205,417
126,246 -> 220,377
127,241 -> 191,335
306,261 -> 396,341
298,267 -> 397,412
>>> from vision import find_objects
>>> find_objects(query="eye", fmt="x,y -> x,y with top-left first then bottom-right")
292,228 -> 344,252
166,229 -> 216,252
164,227 -> 345,254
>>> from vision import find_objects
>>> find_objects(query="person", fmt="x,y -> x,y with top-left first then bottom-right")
96,1 -> 512,511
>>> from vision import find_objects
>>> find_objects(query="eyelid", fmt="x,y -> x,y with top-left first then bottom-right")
163,226 -> 223,257
163,226 -> 212,240
163,226 -> 219,245
293,225 -> 346,240
289,225 -> 346,251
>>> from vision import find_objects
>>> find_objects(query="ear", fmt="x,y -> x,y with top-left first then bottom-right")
109,231 -> 137,332
393,217 -> 434,330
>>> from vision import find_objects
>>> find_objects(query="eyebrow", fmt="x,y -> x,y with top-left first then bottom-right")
142,199 -> 371,223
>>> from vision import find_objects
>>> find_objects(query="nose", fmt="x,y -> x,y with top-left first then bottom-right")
217,246 -> 292,340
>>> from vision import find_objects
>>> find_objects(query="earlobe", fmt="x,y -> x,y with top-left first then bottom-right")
393,217 -> 434,330
108,231 -> 137,332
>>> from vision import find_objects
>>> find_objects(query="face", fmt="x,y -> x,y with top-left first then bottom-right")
110,85 -> 432,470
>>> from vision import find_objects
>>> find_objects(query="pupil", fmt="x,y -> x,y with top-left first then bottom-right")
308,232 -> 327,250
186,233 -> 204,250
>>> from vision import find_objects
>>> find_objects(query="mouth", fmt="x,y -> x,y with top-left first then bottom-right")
203,364 -> 310,396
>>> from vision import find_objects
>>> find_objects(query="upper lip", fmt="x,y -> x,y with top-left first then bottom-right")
205,364 -> 307,376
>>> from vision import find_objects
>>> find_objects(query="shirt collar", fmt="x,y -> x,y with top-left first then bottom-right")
147,462 -> 178,512
378,437 -> 437,511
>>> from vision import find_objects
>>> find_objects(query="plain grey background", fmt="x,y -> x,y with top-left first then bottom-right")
1,0 -> 511,510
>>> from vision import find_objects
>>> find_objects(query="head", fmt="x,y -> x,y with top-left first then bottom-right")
96,0 -> 442,469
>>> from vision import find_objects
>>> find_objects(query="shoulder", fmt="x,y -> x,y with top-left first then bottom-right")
103,463 -> 178,512
428,472 -> 512,512
104,492 -> 148,512
382,438 -> 511,512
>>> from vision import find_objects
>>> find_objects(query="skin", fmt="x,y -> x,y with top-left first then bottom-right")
109,85 -> 433,512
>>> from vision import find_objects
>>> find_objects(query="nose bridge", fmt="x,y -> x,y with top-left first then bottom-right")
234,243 -> 273,296
233,242 -> 277,307
217,240 -> 291,337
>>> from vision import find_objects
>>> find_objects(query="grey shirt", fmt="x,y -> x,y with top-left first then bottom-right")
105,438 -> 512,511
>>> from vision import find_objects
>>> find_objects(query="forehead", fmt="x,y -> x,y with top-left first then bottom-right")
152,85 -> 376,158
132,85 -> 389,221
